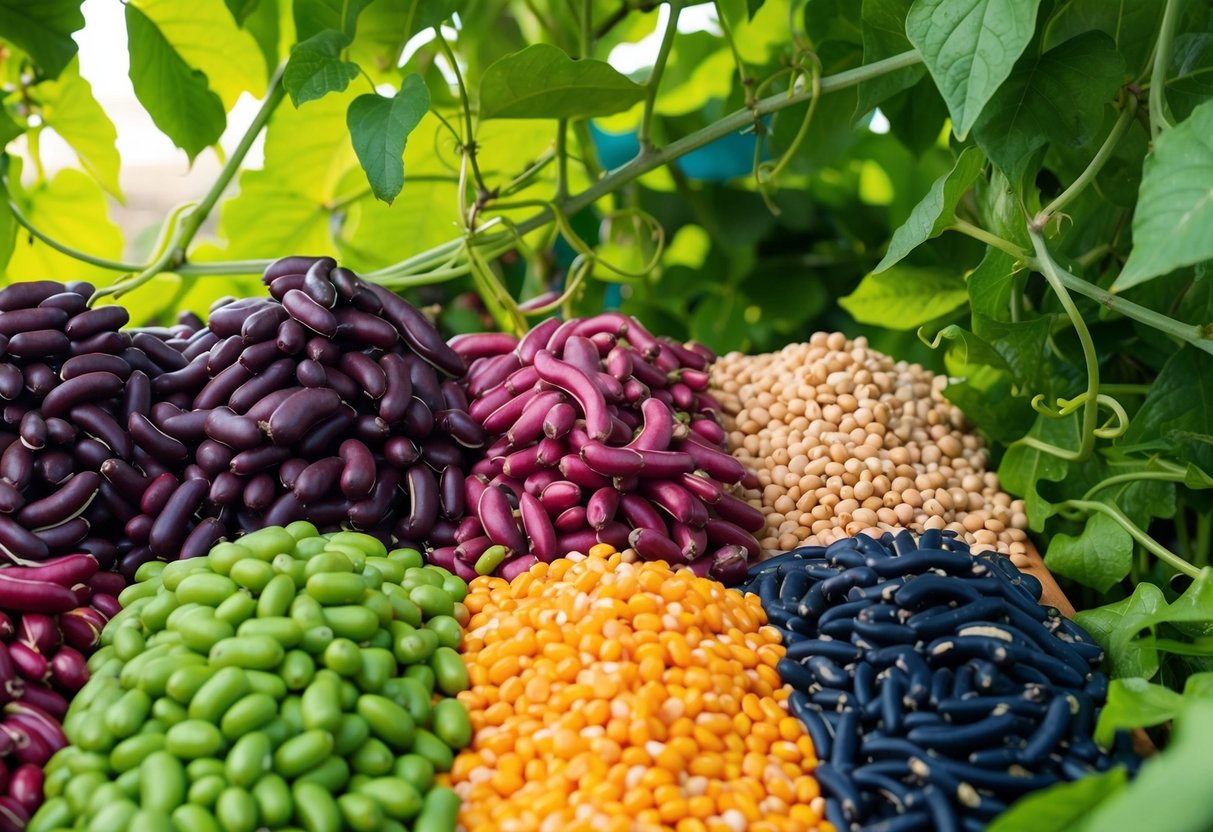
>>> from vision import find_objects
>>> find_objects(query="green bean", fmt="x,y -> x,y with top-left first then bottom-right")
354,777 -> 424,821
431,646 -> 469,695
176,573 -> 239,607
166,720 -> 226,758
140,750 -> 186,814
301,625 -> 336,657
209,636 -> 285,670
111,733 -> 166,774
171,804 -> 221,832
323,637 -> 363,676
214,591 -> 258,627
393,754 -> 435,792
413,786 -> 460,832
294,755 -> 351,791
236,527 -> 296,561
411,728 -> 455,772
388,548 -> 424,569
226,731 -> 272,788
273,729 -> 333,778
306,572 -> 366,605
432,698 -> 472,749
357,694 -> 414,751
301,672 -> 343,732
338,792 -> 386,832
252,773 -> 293,827
189,667 -> 250,722
229,558 -> 275,593
220,692 -> 278,740
187,774 -> 227,808
216,786 -> 259,832
284,520 -> 319,541
293,781 -> 342,832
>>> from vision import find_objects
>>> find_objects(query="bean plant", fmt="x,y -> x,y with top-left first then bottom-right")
1,0 -> 1213,824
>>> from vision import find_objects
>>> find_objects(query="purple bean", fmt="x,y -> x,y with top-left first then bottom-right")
524,469 -> 561,497
296,406 -> 357,458
195,440 -> 235,477
0,308 -> 68,337
32,516 -> 89,550
70,403 -> 133,459
557,455 -> 611,490
42,418 -> 75,446
561,335 -> 602,376
238,340 -> 283,374
619,493 -> 668,533
265,387 -> 341,446
262,492 -> 303,527
0,482 -> 23,514
129,412 -> 188,463
6,330 -> 70,358
306,336 -> 341,366
132,446 -> 170,480
209,472 -> 243,504
466,353 -> 522,400
193,361 -> 253,411
245,386 -> 301,422
384,436 -> 420,468
538,481 -> 581,515
21,365 -> 55,398
505,365 -> 539,395
17,412 -> 45,452
449,332 -> 519,360
207,335 -> 244,375
209,298 -> 269,337
229,358 -> 296,414
268,276 -> 306,305
455,516 -> 484,544
397,464 -> 438,540
39,371 -> 124,420
141,473 -> 179,516
440,381 -> 469,415
58,352 -> 130,381
302,257 -> 337,306
277,319 -> 306,354
0,444 -> 32,491
585,487 -> 619,531
689,417 -> 726,446
467,386 -> 511,424
100,458 -> 149,496
502,437 -> 563,479
15,471 -> 100,529
264,255 -> 325,283
339,351 -> 387,399
131,331 -> 188,372
349,468 -> 399,529
292,457 -> 344,504
421,436 -> 463,471
283,289 -> 338,337
96,480 -> 135,522
0,367 -> 20,401
580,443 -> 644,477
555,528 -> 599,555
181,330 -> 219,360
504,390 -> 565,449
329,266 -> 362,300
704,518 -> 760,559
676,435 -> 746,483
204,407 -> 261,450
671,522 -> 707,559
337,439 -> 375,501
231,445 -> 291,476
439,465 -> 464,520
554,506 -> 586,533
241,304 -> 288,344
244,473 -> 278,511
477,485 -> 525,552
121,369 -> 152,424
481,387 -> 540,436
152,354 -> 208,395
334,307 -> 398,349
365,284 -> 466,377
354,413 -> 391,444
378,353 -> 413,423
679,472 -> 723,504
0,281 -> 62,311
402,397 -> 434,439
148,477 -> 207,556
629,528 -> 687,563
533,350 -> 610,441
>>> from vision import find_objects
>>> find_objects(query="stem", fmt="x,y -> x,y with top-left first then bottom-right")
1149,0 -> 1180,139
715,1 -> 751,94
176,260 -> 273,276
1194,511 -> 1211,569
435,28 -> 486,199
1039,94 -> 1138,223
1063,499 -> 1199,579
5,196 -> 143,271
580,0 -> 592,56
365,49 -> 925,283
949,219 -> 1030,258
639,1 -> 681,151
1081,470 -> 1188,502
555,119 -> 569,201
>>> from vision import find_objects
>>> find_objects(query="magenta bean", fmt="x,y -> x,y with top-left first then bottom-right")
3,723 -> 51,767
489,474 -> 525,497
282,289 -> 338,336
265,387 -> 341,446
585,487 -> 620,531
140,472 -> 179,515
57,610 -> 100,654
478,485 -> 525,552
561,336 -> 603,375
429,545 -> 459,571
0,515 -> 50,561
589,333 -> 617,354
9,700 -> 67,750
6,330 -> 69,358
349,468 -> 399,530
640,480 -> 707,528
596,521 -> 630,548
501,555 -> 538,581
8,763 -> 43,815
38,371 -> 123,420
570,313 -> 630,341
533,482 -> 577,516
449,332 -> 519,360
48,646 -> 87,692
131,330 -> 188,372
523,469 -> 561,498
634,449 -> 694,479
196,440 -> 235,478
90,592 -> 120,619
504,390 -> 565,449
678,472 -> 723,505
8,643 -> 47,683
292,457 -> 344,504
676,436 -> 746,483
0,281 -> 62,311
463,474 -> 489,512
689,417 -> 726,446
557,455 -> 610,490
455,535 -> 493,565
334,307 -> 399,349
580,443 -> 644,477
207,335 -> 245,374
534,403 -> 574,442
618,494 -> 666,533
439,465 -> 464,520
669,382 -> 694,410
534,350 -> 611,441
0,646 -> 16,705
337,439 -> 375,501
672,522 -> 708,559
149,477 -> 208,556
555,529 -> 599,555
604,346 -> 633,380
628,528 -> 686,563
204,407 -> 261,451
384,436 -> 420,468
87,569 -> 124,597
659,337 -> 709,371
208,471 -> 242,504
626,397 -> 672,451
32,517 -> 88,551
505,365 -> 540,395
713,492 -> 766,532
16,614 -> 59,655
376,353 -> 413,423
467,386 -> 512,425
455,516 -> 484,544
512,492 -> 553,562
609,416 -> 631,444
466,353 -> 522,400
245,386 -> 301,422
364,284 -> 466,377
264,255 -> 324,283
554,506 -> 587,533
704,518 -> 760,559
238,340 -> 283,374
502,438 -> 563,479
277,318 -> 307,354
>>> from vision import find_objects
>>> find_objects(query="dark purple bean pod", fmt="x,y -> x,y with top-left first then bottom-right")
340,351 -> 388,399
132,447 -> 170,480
349,469 -> 400,530
365,284 -> 466,377
96,480 -> 135,522
557,455 -> 611,490
355,413 -> 391,445
377,353 -> 413,424
42,290 -> 86,313
505,365 -> 540,396
441,381 -> 469,414
421,437 -> 463,472
195,440 -> 235,478
243,473 -> 278,512
676,435 -> 746,483
175,516 -> 223,560
0,444 -> 32,491
58,609 -> 102,653
42,419 -> 75,446
239,340 -> 283,374
640,479 -> 708,528
208,471 -> 243,505
679,472 -> 724,504
708,544 -> 747,584
229,358 -> 296,414
714,492 -> 767,533
240,304 -> 288,346
455,535 -> 495,565
305,336 -> 341,366
126,516 -> 152,546
297,356 -> 328,388
308,497 -> 353,525
58,352 -> 130,381
402,397 -> 434,439
7,330 -> 70,359
204,407 -> 262,451
100,458 -> 149,496
502,437 -> 564,479
478,485 -> 525,552
129,412 -> 189,464
277,318 -> 307,354
16,471 -> 100,530
450,332 -> 519,360
580,443 -> 644,477
398,464 -> 439,540
467,386 -> 512,424
439,465 -> 464,520
481,387 -> 542,437
31,515 -> 88,553
22,364 -> 56,398
17,614 -> 60,655
301,257 -> 337,306
193,361 -> 254,411
659,338 -> 709,371
586,487 -> 620,530
534,350 -> 611,441
282,289 -> 338,337
570,312 -> 630,341
629,528 -> 688,563
245,386 -> 302,422
0,367 -> 20,401
556,528 -> 600,556
0,482 -> 23,514
292,457 -> 344,504
71,403 -> 133,459
515,317 -> 562,364
264,255 -> 324,284
689,417 -> 726,446
500,555 -> 538,581
624,351 -> 667,388
148,477 -> 208,556
704,517 -> 760,559
131,331 -> 188,372
39,371 -> 124,420
406,355 -> 445,413
264,387 -> 342,447
1,407 -> 24,431
150,355 -> 208,397
121,369 -> 152,424
516,492 -> 556,562
207,334 -> 244,375
209,297 -> 269,335
140,472 -> 179,516
181,330 -> 219,360
597,521 -> 630,548
384,435 -> 421,468
260,492 -> 301,527
0,281 -> 62,311
455,516 -> 484,544
334,307 -> 397,349
337,439 -> 376,501
505,390 -> 565,449
231,445 -> 292,476
672,522 -> 708,559
633,449 -> 695,479
330,266 -> 361,300
18,412 -> 46,452
0,308 -> 69,337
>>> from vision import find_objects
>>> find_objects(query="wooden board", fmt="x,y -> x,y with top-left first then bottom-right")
1020,540 -> 1075,618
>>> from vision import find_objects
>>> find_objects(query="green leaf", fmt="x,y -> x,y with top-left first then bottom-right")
125,4 -> 226,161
32,59 -> 122,199
479,44 -> 645,120
1168,33 -> 1213,122
998,409 -> 1079,528
132,0 -> 268,107
0,0 -> 84,78
1115,99 -> 1213,291
905,0 -> 1043,140
747,0 -> 765,17
967,247 -> 1020,318
400,0 -> 463,39
1042,0 -> 1162,77
973,31 -> 1124,184
1075,581 -> 1167,679
840,266 -> 969,329
855,0 -> 927,116
1094,677 -> 1184,747
294,0 -> 376,40
4,169 -> 123,283
224,0 -> 260,25
1120,347 -> 1213,476
284,30 -> 361,107
1152,568 -> 1213,639
0,182 -> 15,273
1045,511 -> 1133,592
972,312 -> 1055,393
874,146 -> 985,271
986,767 -> 1127,832
346,75 -> 429,205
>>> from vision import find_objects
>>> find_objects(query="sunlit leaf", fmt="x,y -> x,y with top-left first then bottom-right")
294,0 -> 375,40
0,0 -> 84,78
480,44 -> 645,120
840,266 -> 969,328
224,0 -> 261,26
284,29 -> 361,106
5,169 -> 123,283
1094,678 -> 1184,748
347,74 -> 430,204
986,768 -> 1127,832
33,59 -> 123,199
906,0 -> 1043,139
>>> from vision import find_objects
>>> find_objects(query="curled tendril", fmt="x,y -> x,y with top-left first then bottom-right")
521,253 -> 594,317
1030,391 -> 1130,440
749,54 -> 822,214
1092,393 -> 1130,439
549,202 -> 665,283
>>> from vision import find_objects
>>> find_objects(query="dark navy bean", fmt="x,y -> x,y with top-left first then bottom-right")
853,660 -> 876,707
788,690 -> 832,758
907,597 -> 1006,639
831,709 -> 860,771
908,712 -> 1023,754
895,575 -> 981,609
821,566 -> 879,599
1019,694 -> 1072,765
807,655 -> 849,687
880,672 -> 903,733
819,599 -> 871,627
816,762 -> 863,822
865,811 -> 931,832
785,639 -> 861,664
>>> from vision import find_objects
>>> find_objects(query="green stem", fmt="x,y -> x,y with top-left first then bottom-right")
5,195 -> 142,271
176,260 -> 273,276
949,218 -> 1030,258
639,1 -> 681,151
714,1 -> 751,96
365,50 -> 924,284
1076,243 -> 1112,270
435,28 -> 486,197
1039,94 -> 1138,223
1081,470 -> 1188,502
1064,499 -> 1200,579
1194,511 -> 1211,569
555,119 -> 569,201
1149,0 -> 1180,139
580,0 -> 592,56
1154,638 -> 1213,657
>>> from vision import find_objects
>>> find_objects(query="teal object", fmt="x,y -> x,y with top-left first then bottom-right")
589,122 -> 764,182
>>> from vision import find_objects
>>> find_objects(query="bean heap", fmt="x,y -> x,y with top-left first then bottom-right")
31,524 -> 471,832
0,280 -> 197,567
711,334 -> 1030,563
452,550 -> 825,832
117,257 -> 479,574
0,555 -> 118,826
445,315 -> 762,583
740,530 -> 1130,831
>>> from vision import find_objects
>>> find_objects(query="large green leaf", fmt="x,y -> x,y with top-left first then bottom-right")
33,59 -> 122,199
224,0 -> 260,25
839,266 -> 969,329
399,0 -> 462,39
1168,33 -> 1213,122
125,4 -> 226,160
906,0 -> 1043,139
133,0 -> 267,107
1094,677 -> 1184,747
1075,581 -> 1167,679
967,247 -> 1020,318
998,409 -> 1079,527
479,44 -> 645,120
1045,511 -> 1133,592
0,185 -> 15,273
347,74 -> 430,205
294,0 -> 376,40
0,0 -> 84,78
1120,347 -> 1213,475
284,30 -> 361,106
1115,100 -> 1213,291
4,169 -> 123,283
855,0 -> 926,116
874,146 -> 985,271
1042,0 -> 1162,77
986,768 -> 1128,832
973,31 -> 1124,184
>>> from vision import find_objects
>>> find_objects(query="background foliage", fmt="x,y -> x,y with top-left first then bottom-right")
2,0 -> 1213,823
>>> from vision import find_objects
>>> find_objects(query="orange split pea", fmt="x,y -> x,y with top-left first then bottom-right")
452,549 -> 831,832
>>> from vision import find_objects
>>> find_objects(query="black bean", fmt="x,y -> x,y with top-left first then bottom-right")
241,304 -> 288,344
295,406 -> 356,458
131,331 -> 188,372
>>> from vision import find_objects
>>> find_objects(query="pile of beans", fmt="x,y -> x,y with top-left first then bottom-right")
739,530 -> 1130,831
32,524 -> 471,832
451,549 -> 825,832
445,315 -> 761,583
711,334 -> 1031,564
116,257 -> 478,573
0,554 -> 117,826
0,280 -> 197,566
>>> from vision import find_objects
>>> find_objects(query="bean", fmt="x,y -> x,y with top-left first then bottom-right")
292,780 -> 341,832
274,730 -> 333,778
251,773 -> 293,828
140,750 -> 185,814
166,720 -> 226,758
216,786 -> 259,832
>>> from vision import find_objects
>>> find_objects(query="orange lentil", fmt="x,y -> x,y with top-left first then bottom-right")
452,555 -> 829,832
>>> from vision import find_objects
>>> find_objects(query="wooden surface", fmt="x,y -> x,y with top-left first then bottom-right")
1020,540 -> 1075,618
